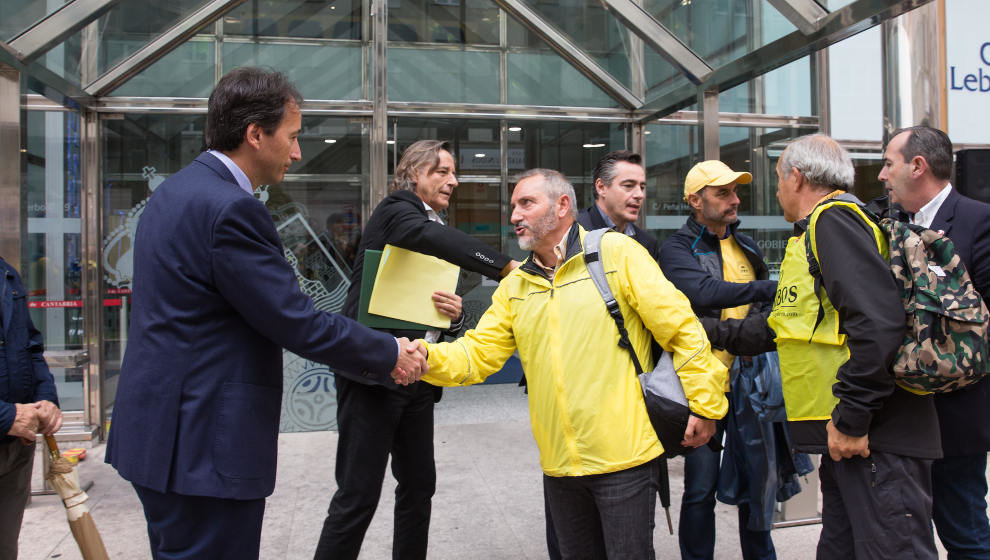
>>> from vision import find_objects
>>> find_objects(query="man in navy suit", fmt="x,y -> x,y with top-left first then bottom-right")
105,67 -> 427,560
577,150 -> 659,262
880,126 -> 990,559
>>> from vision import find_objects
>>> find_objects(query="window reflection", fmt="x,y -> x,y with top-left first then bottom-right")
224,0 -> 363,40
101,113 -> 369,431
388,0 -> 499,45
24,110 -> 84,411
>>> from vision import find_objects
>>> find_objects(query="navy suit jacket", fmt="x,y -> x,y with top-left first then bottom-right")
931,187 -> 990,456
105,152 -> 398,499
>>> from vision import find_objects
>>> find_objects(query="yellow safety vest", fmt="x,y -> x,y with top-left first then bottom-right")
767,200 -> 888,421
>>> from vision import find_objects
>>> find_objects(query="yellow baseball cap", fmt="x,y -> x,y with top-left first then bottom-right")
683,160 -> 752,200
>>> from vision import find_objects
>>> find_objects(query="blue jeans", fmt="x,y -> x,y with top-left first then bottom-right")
544,459 -> 658,560
679,427 -> 775,560
933,453 -> 990,560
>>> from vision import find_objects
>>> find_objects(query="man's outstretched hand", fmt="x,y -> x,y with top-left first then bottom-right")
392,338 -> 428,385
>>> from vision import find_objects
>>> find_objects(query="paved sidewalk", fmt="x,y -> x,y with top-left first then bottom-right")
15,384 -> 881,559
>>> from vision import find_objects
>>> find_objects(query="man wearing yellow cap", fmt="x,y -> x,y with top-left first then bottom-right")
658,160 -> 778,560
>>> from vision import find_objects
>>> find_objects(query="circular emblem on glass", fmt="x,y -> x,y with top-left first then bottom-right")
282,355 -> 337,431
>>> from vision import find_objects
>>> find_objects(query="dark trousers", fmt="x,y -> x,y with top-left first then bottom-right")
817,452 -> 937,560
544,482 -> 562,560
679,423 -> 775,560
314,377 -> 436,560
543,458 -> 658,560
0,440 -> 34,560
932,453 -> 990,559
132,483 -> 265,560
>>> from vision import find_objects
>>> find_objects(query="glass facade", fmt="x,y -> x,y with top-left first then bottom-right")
24,108 -> 85,411
3,0 -> 985,438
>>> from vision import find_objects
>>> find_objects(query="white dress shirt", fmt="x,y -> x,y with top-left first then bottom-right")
911,183 -> 953,229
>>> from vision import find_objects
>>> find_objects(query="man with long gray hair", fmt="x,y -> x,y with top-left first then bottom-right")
418,168 -> 728,559
315,139 -> 517,560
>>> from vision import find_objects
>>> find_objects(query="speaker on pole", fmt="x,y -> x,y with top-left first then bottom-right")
955,149 -> 990,204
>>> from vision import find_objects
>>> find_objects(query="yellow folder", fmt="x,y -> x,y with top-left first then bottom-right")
368,244 -> 460,329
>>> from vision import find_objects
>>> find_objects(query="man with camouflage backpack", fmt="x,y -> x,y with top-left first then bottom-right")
880,126 -> 990,559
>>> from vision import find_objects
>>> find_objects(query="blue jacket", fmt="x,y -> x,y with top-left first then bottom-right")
717,353 -> 813,531
0,257 -> 58,440
105,152 -> 399,500
659,215 -> 776,319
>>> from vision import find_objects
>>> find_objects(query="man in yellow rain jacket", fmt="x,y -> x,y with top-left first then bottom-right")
419,168 -> 728,559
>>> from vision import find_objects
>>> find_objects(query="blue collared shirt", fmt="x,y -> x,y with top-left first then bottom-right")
594,204 -> 636,237
207,149 -> 254,195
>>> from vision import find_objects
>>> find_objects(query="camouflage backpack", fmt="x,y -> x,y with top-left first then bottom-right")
879,217 -> 989,393
805,201 -> 990,393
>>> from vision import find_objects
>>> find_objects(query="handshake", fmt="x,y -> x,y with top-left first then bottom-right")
391,338 -> 429,385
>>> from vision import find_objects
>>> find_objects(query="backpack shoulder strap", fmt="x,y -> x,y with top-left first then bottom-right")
802,197 -> 886,340
583,228 -> 644,375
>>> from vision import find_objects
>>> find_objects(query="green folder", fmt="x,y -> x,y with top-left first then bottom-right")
357,249 -> 433,331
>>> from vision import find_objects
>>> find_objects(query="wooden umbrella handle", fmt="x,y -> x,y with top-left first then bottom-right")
45,435 -> 61,461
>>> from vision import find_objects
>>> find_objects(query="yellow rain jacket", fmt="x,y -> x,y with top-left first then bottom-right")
423,225 -> 728,477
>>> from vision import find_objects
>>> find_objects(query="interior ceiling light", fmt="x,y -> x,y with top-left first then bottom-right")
644,130 -> 652,135
324,139 -> 337,144
582,143 -> 605,148
386,140 -> 396,145
474,153 -> 486,158
508,126 -> 522,132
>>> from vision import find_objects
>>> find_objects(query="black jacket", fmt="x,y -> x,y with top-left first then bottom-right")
659,214 -> 776,319
341,190 -> 512,397
577,205 -> 660,263
707,200 -> 941,458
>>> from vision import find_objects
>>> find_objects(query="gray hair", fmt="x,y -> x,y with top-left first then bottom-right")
513,168 -> 578,219
779,134 -> 855,192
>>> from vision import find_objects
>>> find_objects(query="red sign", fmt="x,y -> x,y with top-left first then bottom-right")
29,300 -> 81,309
29,299 -> 124,309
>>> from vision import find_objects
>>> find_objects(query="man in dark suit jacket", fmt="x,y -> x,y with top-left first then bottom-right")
315,140 -> 515,560
577,150 -> 659,262
880,126 -> 990,558
105,67 -> 427,560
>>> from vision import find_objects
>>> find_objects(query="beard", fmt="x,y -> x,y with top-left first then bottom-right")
516,207 -> 559,251
701,202 -> 737,228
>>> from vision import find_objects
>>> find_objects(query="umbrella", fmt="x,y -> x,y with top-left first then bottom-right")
44,436 -> 110,560
657,457 -> 674,535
